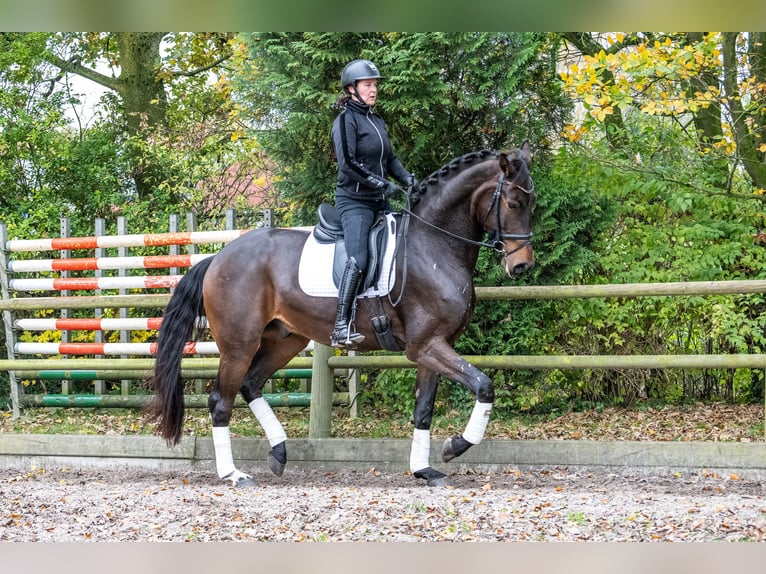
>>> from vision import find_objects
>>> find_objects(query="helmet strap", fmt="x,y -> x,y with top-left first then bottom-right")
349,84 -> 370,107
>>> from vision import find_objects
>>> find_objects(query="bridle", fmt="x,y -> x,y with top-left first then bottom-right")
482,172 -> 535,257
388,171 -> 534,307
402,172 -> 534,257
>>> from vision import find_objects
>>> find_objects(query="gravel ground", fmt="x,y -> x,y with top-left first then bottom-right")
2,465 -> 765,542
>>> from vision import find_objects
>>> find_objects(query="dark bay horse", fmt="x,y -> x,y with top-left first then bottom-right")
148,142 -> 536,487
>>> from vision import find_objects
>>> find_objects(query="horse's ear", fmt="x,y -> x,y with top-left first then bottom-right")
519,140 -> 531,165
498,152 -> 510,176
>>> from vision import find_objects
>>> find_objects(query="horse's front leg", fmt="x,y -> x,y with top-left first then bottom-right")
409,368 -> 450,487
412,340 -> 494,466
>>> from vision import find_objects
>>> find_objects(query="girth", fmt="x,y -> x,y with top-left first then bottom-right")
313,202 -> 394,292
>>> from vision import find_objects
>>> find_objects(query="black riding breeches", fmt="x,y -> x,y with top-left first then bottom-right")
335,195 -> 387,276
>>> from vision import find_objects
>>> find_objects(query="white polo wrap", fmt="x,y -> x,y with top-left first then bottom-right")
462,401 -> 493,445
409,428 -> 431,472
249,397 -> 288,447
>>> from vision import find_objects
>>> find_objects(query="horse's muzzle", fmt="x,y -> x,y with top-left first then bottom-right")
507,260 -> 534,278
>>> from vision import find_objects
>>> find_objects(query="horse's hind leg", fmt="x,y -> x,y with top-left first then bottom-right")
409,367 -> 450,487
239,323 -> 311,478
209,358 -> 256,487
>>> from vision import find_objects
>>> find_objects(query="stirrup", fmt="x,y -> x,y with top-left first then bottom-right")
331,327 -> 365,349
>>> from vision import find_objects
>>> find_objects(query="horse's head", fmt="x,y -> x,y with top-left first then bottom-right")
471,142 -> 536,278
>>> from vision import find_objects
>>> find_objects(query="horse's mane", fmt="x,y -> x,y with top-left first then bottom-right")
416,148 -> 529,200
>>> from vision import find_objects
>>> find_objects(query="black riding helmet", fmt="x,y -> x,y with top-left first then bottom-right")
341,59 -> 383,92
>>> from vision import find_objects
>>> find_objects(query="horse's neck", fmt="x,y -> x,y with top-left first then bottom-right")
417,161 -> 495,237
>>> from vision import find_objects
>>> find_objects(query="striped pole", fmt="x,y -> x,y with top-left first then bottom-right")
5,229 -> 250,252
8,253 -> 213,273
14,341 -> 220,355
15,368 -> 314,380
14,317 -> 168,331
10,275 -> 182,291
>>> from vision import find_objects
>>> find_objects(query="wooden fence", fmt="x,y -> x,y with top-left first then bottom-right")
2,213 -> 766,438
0,211 -> 351,426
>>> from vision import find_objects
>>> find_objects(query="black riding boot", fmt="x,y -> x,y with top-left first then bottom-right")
331,257 -> 365,348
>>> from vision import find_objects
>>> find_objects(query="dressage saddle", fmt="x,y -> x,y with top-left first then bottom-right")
313,202 -> 395,292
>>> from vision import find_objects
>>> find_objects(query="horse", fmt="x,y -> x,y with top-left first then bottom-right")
148,142 -> 537,487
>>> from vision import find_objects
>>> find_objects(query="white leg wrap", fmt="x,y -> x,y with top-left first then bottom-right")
462,401 -> 493,445
409,428 -> 431,473
249,397 -> 287,447
212,426 -> 237,479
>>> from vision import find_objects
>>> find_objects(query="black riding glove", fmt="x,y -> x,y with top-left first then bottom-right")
384,180 -> 402,199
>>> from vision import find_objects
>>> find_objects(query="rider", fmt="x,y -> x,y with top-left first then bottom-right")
330,58 -> 416,348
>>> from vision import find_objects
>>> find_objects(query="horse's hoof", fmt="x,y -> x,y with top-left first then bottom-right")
268,453 -> 286,477
233,476 -> 257,488
442,435 -> 472,463
224,471 -> 256,488
268,441 -> 287,477
413,467 -> 450,487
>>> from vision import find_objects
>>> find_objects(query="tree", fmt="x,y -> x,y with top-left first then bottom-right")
0,33 -> 128,237
234,32 -> 572,223
556,33 -> 766,404
560,32 -> 766,191
1,32 -> 268,236
41,32 -> 237,198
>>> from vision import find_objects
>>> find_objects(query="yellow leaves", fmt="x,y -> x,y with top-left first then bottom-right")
591,105 -> 614,122
562,124 -> 587,143
642,100 -> 658,115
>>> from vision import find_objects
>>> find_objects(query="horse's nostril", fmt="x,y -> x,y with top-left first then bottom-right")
512,262 -> 532,276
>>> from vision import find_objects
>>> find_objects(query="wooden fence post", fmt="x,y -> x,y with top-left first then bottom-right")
0,223 -> 21,418
59,217 -> 71,395
94,217 -> 105,395
309,342 -> 333,438
117,216 -> 130,395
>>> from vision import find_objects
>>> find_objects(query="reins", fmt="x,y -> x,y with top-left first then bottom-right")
402,173 -> 534,256
387,172 -> 534,307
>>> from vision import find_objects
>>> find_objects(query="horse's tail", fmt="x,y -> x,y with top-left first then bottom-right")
147,256 -> 214,445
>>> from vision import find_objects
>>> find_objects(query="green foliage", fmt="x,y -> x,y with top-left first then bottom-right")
544,115 -> 766,406
366,367 -> 417,416
235,32 -> 569,224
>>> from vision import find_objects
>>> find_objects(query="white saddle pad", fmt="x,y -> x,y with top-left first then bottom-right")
298,213 -> 398,298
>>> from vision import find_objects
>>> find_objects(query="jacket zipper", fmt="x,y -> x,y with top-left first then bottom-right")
366,111 -> 385,180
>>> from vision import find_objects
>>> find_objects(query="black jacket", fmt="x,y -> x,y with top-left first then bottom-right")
332,100 -> 411,200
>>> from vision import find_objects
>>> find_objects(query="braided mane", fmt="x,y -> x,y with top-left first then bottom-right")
418,150 -> 497,195
416,147 -> 530,198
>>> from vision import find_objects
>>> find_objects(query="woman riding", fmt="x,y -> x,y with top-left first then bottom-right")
330,58 -> 416,348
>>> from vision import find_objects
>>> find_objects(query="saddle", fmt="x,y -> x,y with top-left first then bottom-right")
313,202 -> 394,292
312,203 -> 403,352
